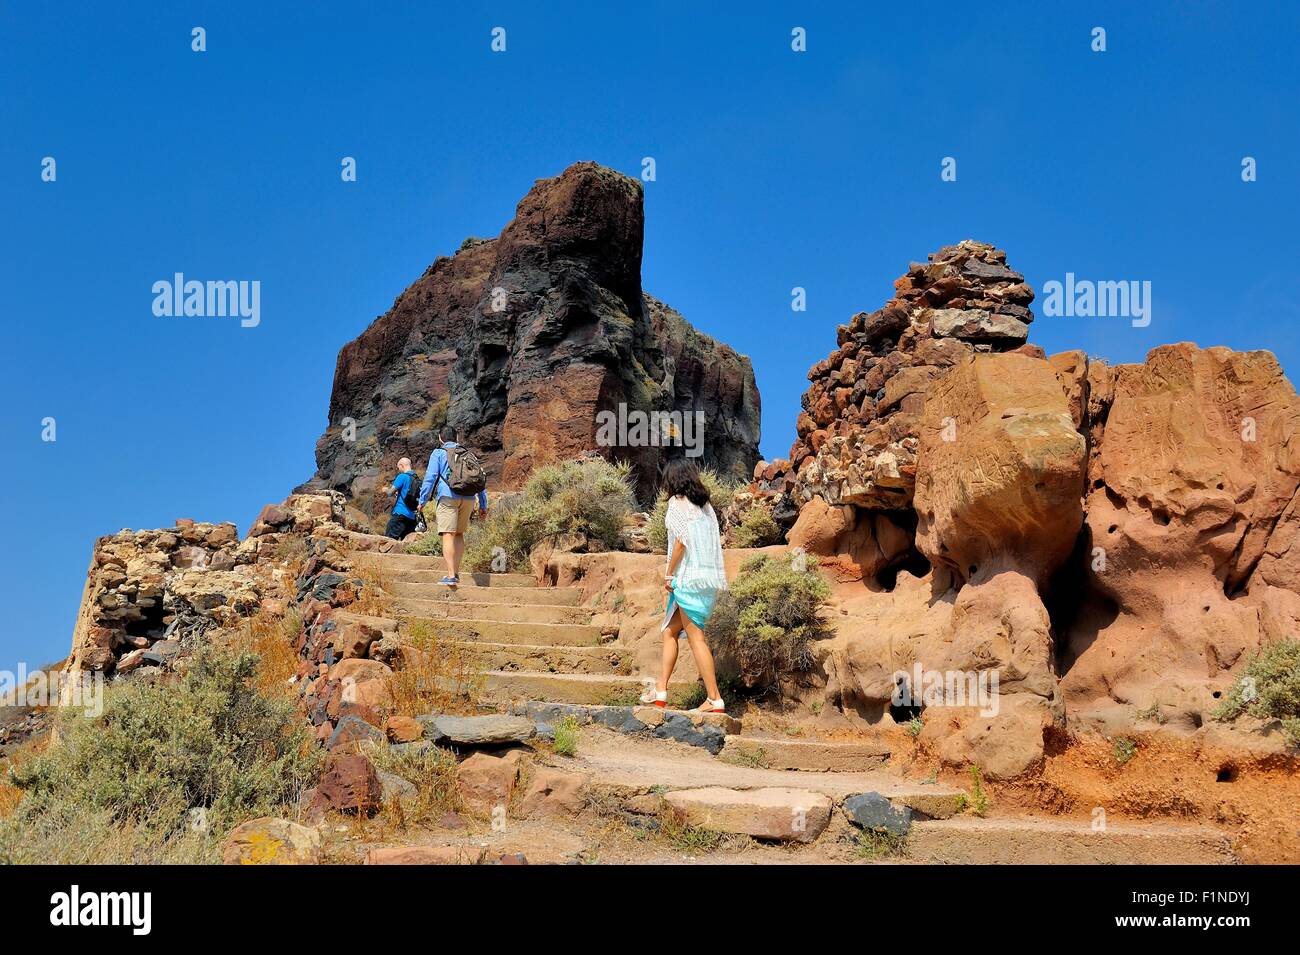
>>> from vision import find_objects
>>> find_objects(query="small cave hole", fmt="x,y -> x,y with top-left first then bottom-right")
878,551 -> 931,593
888,674 -> 923,724
1153,510 -> 1171,526
1216,766 -> 1238,783
968,564 -> 978,577
1211,690 -> 1222,699
1107,524 -> 1118,534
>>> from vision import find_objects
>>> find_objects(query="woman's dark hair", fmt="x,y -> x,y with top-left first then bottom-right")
662,458 -> 710,507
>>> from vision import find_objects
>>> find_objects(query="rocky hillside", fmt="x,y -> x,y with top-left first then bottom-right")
304,162 -> 761,506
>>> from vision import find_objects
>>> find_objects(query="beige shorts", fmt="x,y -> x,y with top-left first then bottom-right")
433,496 -> 474,535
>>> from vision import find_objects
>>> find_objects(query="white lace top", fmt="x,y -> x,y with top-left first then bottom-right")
664,496 -> 728,592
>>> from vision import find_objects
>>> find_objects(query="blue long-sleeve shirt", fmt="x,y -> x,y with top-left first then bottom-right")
418,442 -> 488,510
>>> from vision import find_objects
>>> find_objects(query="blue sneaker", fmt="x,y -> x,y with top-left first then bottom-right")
437,575 -> 459,587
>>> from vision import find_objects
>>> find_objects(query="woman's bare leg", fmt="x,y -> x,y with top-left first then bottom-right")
657,606 -> 687,691
680,614 -> 722,703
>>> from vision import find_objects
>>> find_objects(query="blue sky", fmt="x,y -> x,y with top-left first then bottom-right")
2,1 -> 1298,670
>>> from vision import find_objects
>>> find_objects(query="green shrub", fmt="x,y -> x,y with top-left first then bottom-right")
1213,638 -> 1300,745
1,647 -> 320,858
852,827 -> 907,860
729,506 -> 785,549
552,715 -> 581,757
1113,737 -> 1137,765
405,531 -> 442,557
465,458 -> 637,572
966,765 -> 990,816
646,469 -> 738,553
707,552 -> 832,688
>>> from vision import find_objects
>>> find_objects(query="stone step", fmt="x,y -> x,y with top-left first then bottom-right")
568,726 -> 966,815
510,700 -> 740,753
663,787 -> 833,843
483,671 -> 693,707
720,735 -> 890,772
335,613 -> 601,648
356,553 -> 536,586
389,594 -> 593,626
455,640 -> 629,675
907,817 -> 1235,865
402,617 -> 603,647
385,578 -> 583,607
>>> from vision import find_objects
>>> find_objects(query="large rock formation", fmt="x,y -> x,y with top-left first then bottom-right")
1060,343 -> 1300,725
777,241 -> 1300,778
306,162 -> 760,508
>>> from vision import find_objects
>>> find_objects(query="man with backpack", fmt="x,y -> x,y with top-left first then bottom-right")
384,457 -> 422,540
418,425 -> 488,586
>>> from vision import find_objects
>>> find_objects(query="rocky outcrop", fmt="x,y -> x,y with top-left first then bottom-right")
790,240 -> 1038,510
1060,343 -> 1300,725
64,520 -> 259,679
778,241 -> 1300,778
60,490 -> 398,683
306,162 -> 760,507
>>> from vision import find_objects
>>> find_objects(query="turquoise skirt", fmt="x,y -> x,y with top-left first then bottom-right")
663,584 -> 719,631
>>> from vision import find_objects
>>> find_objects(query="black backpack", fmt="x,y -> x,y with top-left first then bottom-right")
445,445 -> 487,496
401,472 -> 422,512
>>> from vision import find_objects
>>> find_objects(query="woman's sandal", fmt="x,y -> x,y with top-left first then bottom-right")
640,687 -> 668,708
696,697 -> 726,713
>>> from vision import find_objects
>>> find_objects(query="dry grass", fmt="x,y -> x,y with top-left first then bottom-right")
362,740 -> 461,827
384,618 -> 485,717
0,736 -> 48,819
230,609 -> 302,701
352,561 -> 395,618
398,395 -> 448,437
271,534 -> 309,569
0,803 -> 217,864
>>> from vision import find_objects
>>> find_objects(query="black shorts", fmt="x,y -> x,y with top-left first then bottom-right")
384,514 -> 416,540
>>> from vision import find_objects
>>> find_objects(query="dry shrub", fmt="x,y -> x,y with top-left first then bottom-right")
465,458 -> 638,572
1213,638 -> 1300,744
0,646 -> 321,860
384,618 -> 485,717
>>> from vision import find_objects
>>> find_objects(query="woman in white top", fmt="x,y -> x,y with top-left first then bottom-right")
642,459 -> 729,713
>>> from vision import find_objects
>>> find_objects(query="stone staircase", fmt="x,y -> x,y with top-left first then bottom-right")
350,550 -> 1236,865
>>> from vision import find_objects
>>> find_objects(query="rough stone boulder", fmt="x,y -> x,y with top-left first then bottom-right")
222,817 -> 322,865
1061,343 -> 1300,723
914,352 -> 1086,586
304,161 -> 760,504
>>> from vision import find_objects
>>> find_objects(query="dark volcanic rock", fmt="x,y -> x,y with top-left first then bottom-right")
305,162 -> 761,504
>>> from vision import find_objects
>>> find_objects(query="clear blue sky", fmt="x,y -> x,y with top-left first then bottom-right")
2,1 -> 1297,671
